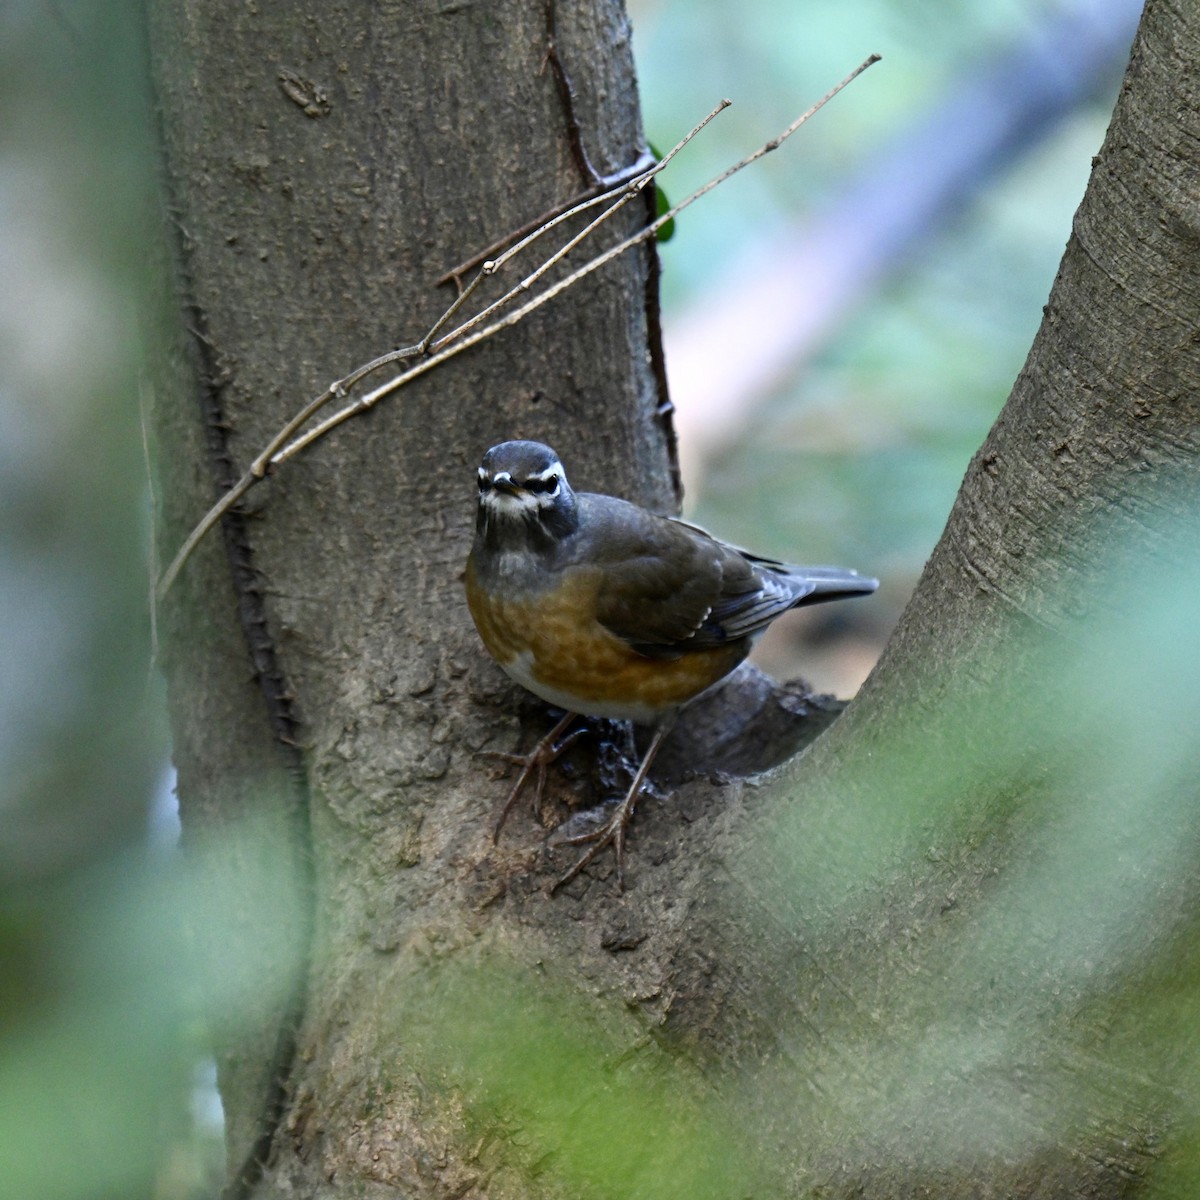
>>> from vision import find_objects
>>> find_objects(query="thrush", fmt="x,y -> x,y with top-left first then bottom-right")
465,439 -> 878,888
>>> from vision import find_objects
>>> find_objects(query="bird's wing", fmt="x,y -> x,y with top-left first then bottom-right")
703,568 -> 815,641
573,496 -> 769,657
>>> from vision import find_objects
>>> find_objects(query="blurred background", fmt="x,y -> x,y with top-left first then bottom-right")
0,0 -> 1147,1196
633,0 -> 1140,693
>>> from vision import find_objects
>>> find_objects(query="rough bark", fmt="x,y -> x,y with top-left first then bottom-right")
147,1 -> 677,1195
149,0 -> 1200,1197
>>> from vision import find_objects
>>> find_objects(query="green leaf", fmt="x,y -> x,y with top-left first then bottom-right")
648,141 -> 676,242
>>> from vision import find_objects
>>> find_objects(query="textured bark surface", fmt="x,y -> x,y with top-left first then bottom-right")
149,0 -> 1200,1197
147,2 -> 714,1195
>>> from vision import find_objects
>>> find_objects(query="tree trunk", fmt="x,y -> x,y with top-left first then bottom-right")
148,0 -> 1200,1197
149,1 -> 674,1195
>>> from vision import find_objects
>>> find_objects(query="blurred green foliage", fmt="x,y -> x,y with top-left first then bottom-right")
736,515 -> 1200,1184
0,2 -> 186,1196
389,959 -> 774,1198
3,854 -> 200,1200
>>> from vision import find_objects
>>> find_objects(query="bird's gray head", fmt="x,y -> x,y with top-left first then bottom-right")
475,440 -> 578,547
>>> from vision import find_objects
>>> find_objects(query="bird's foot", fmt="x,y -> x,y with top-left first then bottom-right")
548,716 -> 676,892
549,787 -> 642,892
483,711 -> 583,842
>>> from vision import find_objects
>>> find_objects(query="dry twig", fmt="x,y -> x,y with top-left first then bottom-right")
156,55 -> 879,601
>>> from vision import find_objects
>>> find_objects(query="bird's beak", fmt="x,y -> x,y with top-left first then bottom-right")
491,472 -> 521,496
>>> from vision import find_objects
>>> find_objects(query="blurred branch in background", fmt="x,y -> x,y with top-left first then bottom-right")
628,0 -> 1145,696
662,0 -> 1142,494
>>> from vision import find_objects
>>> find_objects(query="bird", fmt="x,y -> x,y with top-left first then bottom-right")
465,439 -> 878,889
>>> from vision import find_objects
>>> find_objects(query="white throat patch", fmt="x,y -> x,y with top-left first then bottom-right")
481,488 -> 547,518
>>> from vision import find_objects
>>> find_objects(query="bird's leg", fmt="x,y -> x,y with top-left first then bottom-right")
484,710 -> 581,842
551,713 -> 677,892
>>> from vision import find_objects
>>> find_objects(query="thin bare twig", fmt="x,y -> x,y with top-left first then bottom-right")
156,56 -> 879,600
156,106 -> 729,601
253,266 -> 492,476
156,272 -> 496,599
428,100 -> 729,356
273,56 -> 879,466
269,101 -> 739,465
437,154 -> 655,287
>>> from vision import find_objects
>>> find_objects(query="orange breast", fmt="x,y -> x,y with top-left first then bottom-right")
465,559 -> 746,719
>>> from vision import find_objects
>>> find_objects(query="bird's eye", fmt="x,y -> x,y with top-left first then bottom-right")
524,474 -> 559,495
477,474 -> 491,493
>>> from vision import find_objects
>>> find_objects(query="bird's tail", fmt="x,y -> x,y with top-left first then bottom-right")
775,563 -> 879,607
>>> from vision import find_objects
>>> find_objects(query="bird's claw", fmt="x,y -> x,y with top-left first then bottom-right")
548,716 -> 676,892
550,797 -> 635,893
484,712 -> 582,842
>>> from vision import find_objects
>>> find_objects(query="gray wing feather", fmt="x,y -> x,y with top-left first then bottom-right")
567,496 -> 876,656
